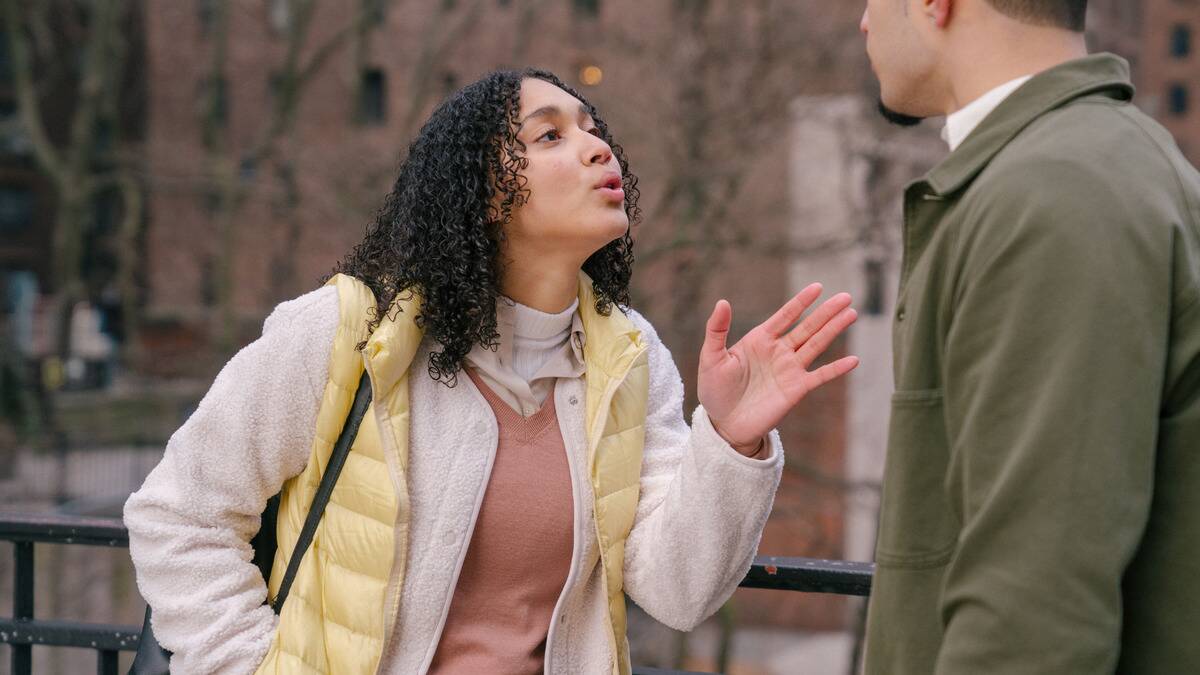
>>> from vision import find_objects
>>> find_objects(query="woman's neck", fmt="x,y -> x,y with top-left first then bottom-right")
500,262 -> 579,314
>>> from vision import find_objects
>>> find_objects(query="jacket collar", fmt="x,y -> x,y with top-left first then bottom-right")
363,289 -> 425,397
924,53 -> 1134,197
359,271 -> 644,396
575,271 -> 645,381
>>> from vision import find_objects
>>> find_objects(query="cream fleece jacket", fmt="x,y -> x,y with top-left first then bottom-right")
124,286 -> 785,675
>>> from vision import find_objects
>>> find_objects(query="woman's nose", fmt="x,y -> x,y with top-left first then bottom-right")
584,132 -> 613,166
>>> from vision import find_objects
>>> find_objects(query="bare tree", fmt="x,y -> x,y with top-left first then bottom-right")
1,0 -> 136,362
194,0 -> 491,354
199,0 -> 368,352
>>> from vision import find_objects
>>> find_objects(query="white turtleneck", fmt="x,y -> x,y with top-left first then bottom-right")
511,298 -> 580,381
464,298 -> 585,417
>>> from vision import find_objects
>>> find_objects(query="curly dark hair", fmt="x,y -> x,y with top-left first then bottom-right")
331,68 -> 640,385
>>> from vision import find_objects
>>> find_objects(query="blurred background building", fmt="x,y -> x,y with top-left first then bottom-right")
0,1 -> 1191,673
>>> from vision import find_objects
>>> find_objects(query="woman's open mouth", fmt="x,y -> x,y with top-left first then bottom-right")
595,173 -> 624,202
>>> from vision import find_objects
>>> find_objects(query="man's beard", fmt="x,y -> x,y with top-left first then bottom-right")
877,99 -> 924,127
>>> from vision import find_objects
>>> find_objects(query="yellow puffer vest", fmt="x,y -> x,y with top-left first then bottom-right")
254,273 -> 649,675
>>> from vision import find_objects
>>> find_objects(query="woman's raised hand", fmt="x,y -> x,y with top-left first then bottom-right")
697,284 -> 860,456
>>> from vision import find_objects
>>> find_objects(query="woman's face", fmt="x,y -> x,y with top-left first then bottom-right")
503,77 -> 628,267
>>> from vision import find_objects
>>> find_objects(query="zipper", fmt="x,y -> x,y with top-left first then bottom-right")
364,355 -> 407,674
570,350 -> 644,674
584,378 -> 626,675
543,382 -> 585,674
417,375 -> 499,675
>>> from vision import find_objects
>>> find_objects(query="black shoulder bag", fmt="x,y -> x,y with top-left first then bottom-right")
129,372 -> 374,675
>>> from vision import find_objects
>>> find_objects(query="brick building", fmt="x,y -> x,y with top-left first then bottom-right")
1138,0 -> 1200,162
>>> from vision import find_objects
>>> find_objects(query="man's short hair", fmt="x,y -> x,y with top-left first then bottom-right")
985,0 -> 1087,32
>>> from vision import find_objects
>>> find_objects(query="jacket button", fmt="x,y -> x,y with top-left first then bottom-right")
568,396 -> 578,406
896,307 -> 906,322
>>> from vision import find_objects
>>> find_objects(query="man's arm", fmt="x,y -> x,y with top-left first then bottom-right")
935,160 -> 1171,674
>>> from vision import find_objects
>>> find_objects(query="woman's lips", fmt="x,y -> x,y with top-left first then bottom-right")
597,186 -> 625,202
594,171 -> 624,203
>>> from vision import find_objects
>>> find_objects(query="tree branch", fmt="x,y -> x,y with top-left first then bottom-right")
398,0 -> 486,139
63,0 -> 120,179
1,0 -> 65,179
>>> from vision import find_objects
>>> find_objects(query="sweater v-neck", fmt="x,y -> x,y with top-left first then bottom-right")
466,368 -> 559,444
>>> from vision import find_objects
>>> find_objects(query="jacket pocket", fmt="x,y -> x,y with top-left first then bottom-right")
875,389 -> 959,568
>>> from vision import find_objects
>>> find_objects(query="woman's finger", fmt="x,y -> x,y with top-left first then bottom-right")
796,306 -> 858,367
786,292 -> 853,350
762,283 -> 822,337
803,355 -> 860,390
701,299 -> 733,361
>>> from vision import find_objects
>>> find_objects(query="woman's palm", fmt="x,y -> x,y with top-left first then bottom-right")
697,285 -> 859,451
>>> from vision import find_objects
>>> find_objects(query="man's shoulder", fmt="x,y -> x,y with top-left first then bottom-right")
939,96 -> 1200,286
956,94 -> 1199,235
981,95 -> 1188,196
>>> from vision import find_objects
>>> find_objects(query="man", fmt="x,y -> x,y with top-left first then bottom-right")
859,1 -> 1200,673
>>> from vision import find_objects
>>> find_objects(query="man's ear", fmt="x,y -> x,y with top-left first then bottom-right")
924,0 -> 953,28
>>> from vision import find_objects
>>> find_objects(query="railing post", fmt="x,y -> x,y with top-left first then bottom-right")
13,541 -> 34,675
98,649 -> 119,675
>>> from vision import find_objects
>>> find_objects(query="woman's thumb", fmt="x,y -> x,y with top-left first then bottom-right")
702,299 -> 732,359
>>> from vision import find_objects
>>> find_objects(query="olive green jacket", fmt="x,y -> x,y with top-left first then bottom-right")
864,54 -> 1200,675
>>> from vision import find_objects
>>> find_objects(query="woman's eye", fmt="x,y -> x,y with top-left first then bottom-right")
538,129 -> 561,142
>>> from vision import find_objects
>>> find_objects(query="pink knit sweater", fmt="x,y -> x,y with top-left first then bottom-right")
428,369 -> 574,674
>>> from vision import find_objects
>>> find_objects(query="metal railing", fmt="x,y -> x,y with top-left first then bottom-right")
0,511 -> 874,675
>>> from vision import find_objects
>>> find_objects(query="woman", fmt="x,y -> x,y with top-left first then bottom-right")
125,68 -> 858,675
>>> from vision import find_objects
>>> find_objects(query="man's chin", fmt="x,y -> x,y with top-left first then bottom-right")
877,99 -> 925,127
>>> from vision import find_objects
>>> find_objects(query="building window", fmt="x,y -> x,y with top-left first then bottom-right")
268,70 -> 296,105
1171,24 -> 1191,59
200,256 -> 218,307
363,0 -> 387,25
0,185 -> 33,235
0,99 -> 27,155
573,0 -> 599,18
94,118 -> 114,155
357,69 -> 386,125
201,187 -> 222,213
1168,83 -> 1189,116
0,32 -> 11,85
198,0 -> 217,37
200,76 -> 229,128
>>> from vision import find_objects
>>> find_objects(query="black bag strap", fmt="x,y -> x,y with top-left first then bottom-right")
270,370 -> 373,613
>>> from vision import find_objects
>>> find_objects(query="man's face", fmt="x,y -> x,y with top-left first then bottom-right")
861,0 -> 941,120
